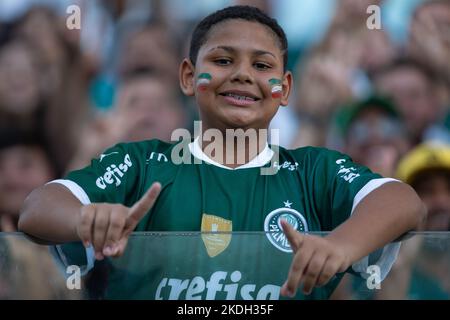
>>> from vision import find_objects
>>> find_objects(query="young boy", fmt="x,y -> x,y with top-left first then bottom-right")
19,6 -> 425,299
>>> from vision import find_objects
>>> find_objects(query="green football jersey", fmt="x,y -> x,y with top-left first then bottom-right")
51,139 -> 400,300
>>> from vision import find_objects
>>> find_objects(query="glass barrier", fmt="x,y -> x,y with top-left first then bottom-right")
0,232 -> 449,300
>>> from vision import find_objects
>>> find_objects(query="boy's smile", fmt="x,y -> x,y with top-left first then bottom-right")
219,89 -> 260,107
180,20 -> 292,131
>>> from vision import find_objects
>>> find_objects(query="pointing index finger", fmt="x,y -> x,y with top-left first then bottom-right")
127,182 -> 162,229
281,219 -> 303,253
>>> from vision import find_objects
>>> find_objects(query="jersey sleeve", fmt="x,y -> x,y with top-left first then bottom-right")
50,142 -> 145,206
309,148 -> 401,281
308,148 -> 388,229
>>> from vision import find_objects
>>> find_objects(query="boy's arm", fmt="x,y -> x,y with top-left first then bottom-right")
20,141 -> 159,258
326,181 -> 425,265
19,182 -> 161,259
19,183 -> 83,244
281,181 -> 426,297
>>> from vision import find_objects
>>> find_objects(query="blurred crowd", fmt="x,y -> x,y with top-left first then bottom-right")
0,0 -> 449,232
0,0 -> 449,299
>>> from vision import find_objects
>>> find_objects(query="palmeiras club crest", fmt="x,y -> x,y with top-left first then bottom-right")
264,201 -> 308,252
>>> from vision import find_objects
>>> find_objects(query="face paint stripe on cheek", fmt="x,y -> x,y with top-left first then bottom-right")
197,73 -> 212,91
269,78 -> 282,98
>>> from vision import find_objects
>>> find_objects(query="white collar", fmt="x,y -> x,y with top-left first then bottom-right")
188,137 -> 274,170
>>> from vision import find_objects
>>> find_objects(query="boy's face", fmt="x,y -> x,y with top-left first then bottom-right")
180,20 -> 292,131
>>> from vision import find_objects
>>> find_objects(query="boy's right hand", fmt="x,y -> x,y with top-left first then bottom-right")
76,182 -> 161,260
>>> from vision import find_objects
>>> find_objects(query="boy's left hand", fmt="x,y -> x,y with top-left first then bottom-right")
280,220 -> 351,297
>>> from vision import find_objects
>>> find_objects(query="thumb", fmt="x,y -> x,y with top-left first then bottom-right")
280,219 -> 302,253
126,182 -> 162,232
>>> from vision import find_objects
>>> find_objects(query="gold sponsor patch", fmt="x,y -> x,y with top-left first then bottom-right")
201,214 -> 232,258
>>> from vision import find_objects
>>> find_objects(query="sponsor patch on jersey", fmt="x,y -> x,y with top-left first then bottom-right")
201,214 -> 232,258
155,270 -> 280,300
264,205 -> 308,252
335,158 -> 360,183
95,153 -> 132,189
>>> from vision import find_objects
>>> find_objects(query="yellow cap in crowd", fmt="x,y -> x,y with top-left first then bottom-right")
396,143 -> 450,184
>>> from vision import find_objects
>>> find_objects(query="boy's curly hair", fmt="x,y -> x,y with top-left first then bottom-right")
189,5 -> 288,71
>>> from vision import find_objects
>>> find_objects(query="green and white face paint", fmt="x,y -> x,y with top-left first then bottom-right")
269,78 -> 282,99
197,73 -> 212,91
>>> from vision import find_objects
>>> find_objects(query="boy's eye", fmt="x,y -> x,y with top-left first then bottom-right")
254,62 -> 271,70
214,58 -> 232,66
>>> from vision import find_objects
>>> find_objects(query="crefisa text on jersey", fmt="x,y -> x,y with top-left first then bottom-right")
157,270 -> 280,300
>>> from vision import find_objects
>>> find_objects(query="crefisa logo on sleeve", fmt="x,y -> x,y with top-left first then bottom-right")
96,154 -> 133,189
264,202 -> 308,252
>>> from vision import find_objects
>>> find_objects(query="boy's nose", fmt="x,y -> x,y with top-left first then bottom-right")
230,63 -> 254,84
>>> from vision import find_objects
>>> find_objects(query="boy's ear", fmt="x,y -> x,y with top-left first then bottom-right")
179,58 -> 195,96
280,71 -> 293,107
